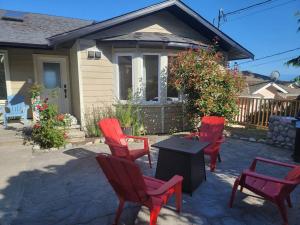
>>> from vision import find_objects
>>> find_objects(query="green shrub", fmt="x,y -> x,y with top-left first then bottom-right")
85,105 -> 115,137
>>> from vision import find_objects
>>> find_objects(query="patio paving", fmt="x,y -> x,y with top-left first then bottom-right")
0,136 -> 299,225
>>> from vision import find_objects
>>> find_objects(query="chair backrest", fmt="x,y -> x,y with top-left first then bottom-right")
98,118 -> 129,157
96,153 -> 149,203
6,95 -> 26,114
199,116 -> 225,143
285,166 -> 300,182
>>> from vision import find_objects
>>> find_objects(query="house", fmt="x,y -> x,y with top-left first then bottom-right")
0,0 -> 253,133
240,71 -> 300,100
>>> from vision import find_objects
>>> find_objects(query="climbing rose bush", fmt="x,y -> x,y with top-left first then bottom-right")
168,46 -> 245,125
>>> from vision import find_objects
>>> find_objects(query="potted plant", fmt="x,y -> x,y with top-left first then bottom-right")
29,84 -> 42,122
115,104 -> 133,135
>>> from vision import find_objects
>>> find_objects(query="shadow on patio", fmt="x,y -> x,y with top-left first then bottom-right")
0,139 -> 299,225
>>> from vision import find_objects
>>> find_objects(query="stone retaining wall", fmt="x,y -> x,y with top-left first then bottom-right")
267,116 -> 296,150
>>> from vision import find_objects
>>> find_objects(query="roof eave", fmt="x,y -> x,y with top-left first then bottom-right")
47,0 -> 253,59
0,41 -> 51,49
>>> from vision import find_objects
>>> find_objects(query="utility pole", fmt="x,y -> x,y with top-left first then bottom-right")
217,8 -> 223,29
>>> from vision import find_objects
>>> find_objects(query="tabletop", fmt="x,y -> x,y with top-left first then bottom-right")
152,136 -> 209,154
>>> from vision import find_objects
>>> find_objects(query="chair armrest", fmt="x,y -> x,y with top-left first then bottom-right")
147,175 -> 183,196
125,135 -> 149,149
243,170 -> 296,185
104,141 -> 128,149
250,157 -> 296,171
126,135 -> 148,141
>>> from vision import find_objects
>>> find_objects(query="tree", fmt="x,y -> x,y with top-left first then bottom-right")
168,45 -> 245,126
286,11 -> 300,67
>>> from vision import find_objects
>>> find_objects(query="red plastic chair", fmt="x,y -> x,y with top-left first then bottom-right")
96,153 -> 183,225
98,118 -> 152,168
229,157 -> 300,225
186,116 -> 225,172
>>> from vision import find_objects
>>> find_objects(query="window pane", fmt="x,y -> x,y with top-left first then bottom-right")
43,62 -> 61,89
144,55 -> 159,101
118,56 -> 132,100
0,54 -> 7,100
167,56 -> 178,98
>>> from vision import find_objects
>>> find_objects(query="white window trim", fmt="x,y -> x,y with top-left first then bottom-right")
0,50 -> 12,99
141,53 -> 161,104
114,53 -> 134,103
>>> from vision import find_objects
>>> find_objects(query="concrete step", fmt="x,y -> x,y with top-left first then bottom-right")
66,128 -> 85,143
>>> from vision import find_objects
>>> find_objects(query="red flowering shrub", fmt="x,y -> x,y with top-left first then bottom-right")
32,99 -> 66,148
168,46 -> 245,126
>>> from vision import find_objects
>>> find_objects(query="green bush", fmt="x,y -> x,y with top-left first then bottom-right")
169,45 -> 245,126
32,100 -> 66,148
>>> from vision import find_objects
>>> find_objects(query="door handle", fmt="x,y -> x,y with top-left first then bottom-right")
64,84 -> 67,98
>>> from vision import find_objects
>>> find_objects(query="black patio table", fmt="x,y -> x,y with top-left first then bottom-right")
152,136 -> 209,195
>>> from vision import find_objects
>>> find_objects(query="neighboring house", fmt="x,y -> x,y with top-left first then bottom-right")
240,71 -> 300,100
0,0 -> 253,133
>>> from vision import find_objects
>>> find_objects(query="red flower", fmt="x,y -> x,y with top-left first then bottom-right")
57,114 -> 65,121
33,123 -> 41,129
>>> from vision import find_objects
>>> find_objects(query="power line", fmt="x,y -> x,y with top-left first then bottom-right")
242,55 -> 299,68
225,0 -> 273,16
226,0 -> 297,23
238,47 -> 300,65
216,0 -> 276,27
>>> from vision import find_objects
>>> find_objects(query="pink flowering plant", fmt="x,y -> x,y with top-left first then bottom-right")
168,40 -> 245,126
32,98 -> 67,148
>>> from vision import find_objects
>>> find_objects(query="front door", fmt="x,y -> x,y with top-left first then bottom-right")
34,55 -> 70,113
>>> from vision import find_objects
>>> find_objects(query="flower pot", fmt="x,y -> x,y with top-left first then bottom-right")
122,126 -> 133,135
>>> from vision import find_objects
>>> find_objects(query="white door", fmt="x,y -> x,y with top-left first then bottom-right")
34,55 -> 70,113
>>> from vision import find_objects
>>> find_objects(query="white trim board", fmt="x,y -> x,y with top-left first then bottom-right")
0,50 -> 12,97
253,82 -> 288,95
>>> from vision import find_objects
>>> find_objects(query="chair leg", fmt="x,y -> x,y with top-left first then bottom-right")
229,178 -> 240,208
114,198 -> 125,225
150,206 -> 161,225
175,182 -> 182,213
147,152 -> 152,168
286,195 -> 293,208
217,153 -> 222,163
210,154 -> 218,172
276,199 -> 289,225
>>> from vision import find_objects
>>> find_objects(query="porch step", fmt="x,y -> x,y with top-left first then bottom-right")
66,128 -> 85,143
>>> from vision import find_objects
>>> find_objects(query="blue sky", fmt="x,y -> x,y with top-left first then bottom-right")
0,0 -> 299,81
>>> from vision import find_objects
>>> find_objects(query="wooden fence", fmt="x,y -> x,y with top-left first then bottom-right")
235,98 -> 300,127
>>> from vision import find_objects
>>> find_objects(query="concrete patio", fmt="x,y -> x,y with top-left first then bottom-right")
0,135 -> 299,225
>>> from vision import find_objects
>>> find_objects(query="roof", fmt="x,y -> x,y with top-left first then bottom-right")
48,0 -> 253,60
0,9 -> 93,48
241,71 -> 300,97
101,32 -> 207,48
0,1 -> 253,60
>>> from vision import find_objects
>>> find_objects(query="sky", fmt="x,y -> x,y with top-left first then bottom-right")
0,0 -> 299,81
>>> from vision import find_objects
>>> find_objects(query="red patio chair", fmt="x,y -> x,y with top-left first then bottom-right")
229,157 -> 300,225
96,153 -> 183,225
98,118 -> 152,168
186,116 -> 225,172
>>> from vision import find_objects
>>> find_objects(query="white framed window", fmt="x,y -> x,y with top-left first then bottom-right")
114,50 -> 181,105
0,50 -> 11,101
115,54 -> 134,101
142,54 -> 160,103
